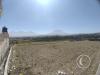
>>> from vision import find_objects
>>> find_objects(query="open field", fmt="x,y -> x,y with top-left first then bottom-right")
8,41 -> 100,75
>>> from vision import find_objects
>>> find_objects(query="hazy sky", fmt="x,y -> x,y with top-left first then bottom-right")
0,0 -> 100,34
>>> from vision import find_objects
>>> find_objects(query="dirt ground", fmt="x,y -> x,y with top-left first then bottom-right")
8,41 -> 100,75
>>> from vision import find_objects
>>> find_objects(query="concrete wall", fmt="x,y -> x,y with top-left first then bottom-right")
0,38 -> 9,64
0,33 -> 9,75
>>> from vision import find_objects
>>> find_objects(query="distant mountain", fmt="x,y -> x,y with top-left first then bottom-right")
8,31 -> 100,37
9,30 -> 67,37
94,33 -> 100,35
47,30 -> 67,36
9,32 -> 37,37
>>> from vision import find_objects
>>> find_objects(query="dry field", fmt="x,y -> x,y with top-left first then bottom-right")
8,41 -> 100,75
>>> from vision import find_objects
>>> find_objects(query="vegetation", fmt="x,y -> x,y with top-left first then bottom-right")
10,33 -> 100,44
8,41 -> 100,75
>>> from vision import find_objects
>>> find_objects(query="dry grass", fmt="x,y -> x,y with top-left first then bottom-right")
8,41 -> 100,75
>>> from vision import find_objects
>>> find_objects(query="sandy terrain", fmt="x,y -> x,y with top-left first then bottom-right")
8,41 -> 100,75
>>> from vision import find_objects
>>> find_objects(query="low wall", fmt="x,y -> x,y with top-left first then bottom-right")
0,38 -> 9,64
0,38 -> 9,75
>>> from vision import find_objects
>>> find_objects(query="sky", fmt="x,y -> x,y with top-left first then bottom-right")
0,0 -> 100,35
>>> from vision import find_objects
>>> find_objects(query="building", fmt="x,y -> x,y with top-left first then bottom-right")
0,26 -> 9,41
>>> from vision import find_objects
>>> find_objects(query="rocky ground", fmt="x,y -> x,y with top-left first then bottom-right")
7,41 -> 100,75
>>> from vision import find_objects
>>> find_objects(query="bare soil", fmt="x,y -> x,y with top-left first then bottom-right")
8,41 -> 100,75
